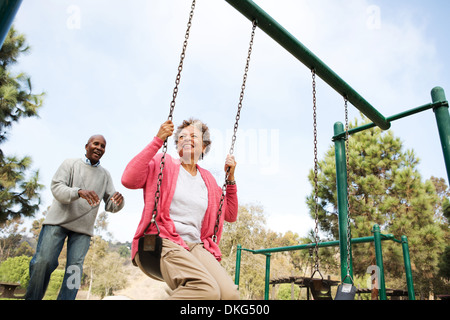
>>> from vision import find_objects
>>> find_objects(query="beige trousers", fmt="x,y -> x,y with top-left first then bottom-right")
159,238 -> 240,300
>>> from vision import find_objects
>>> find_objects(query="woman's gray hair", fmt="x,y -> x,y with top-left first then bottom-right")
174,118 -> 212,158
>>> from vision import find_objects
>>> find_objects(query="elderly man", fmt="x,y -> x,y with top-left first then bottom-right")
26,135 -> 124,300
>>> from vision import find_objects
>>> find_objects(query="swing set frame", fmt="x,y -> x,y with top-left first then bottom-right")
225,0 -> 450,300
235,225 -> 414,300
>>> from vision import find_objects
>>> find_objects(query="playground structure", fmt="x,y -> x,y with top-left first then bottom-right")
1,0 -> 449,300
235,225 -> 414,300
223,0 -> 449,300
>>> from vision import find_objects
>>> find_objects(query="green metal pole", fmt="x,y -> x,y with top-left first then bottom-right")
264,254 -> 271,300
333,122 -> 353,283
264,253 -> 271,300
251,233 -> 398,255
401,236 -> 415,300
235,244 -> 242,287
372,224 -> 387,300
332,101 -> 445,141
0,0 -> 23,49
224,0 -> 390,130
431,87 -> 450,184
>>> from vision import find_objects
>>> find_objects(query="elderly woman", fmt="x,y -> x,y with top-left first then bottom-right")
122,118 -> 239,300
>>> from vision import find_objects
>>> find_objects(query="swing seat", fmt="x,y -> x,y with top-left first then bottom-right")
134,234 -> 164,281
335,283 -> 356,300
309,279 -> 333,300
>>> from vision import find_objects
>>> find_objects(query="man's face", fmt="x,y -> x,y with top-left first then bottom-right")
85,135 -> 106,164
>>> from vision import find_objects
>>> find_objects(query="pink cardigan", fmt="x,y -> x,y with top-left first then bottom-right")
121,137 -> 238,261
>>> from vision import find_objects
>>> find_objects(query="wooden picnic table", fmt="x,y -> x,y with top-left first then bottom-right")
0,282 -> 25,299
270,276 -> 340,300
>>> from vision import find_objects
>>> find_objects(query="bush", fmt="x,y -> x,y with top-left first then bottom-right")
43,269 -> 64,300
0,255 -> 31,288
276,283 -> 301,300
0,255 -> 66,299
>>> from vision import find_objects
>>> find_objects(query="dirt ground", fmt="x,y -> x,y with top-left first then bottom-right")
77,264 -> 170,300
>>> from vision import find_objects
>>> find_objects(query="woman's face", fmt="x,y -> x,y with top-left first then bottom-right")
177,125 -> 205,163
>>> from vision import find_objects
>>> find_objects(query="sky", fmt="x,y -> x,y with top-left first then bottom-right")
3,0 -> 450,243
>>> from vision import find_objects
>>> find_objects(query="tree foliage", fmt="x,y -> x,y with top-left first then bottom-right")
220,204 -> 268,299
84,237 -> 128,299
0,26 -> 45,224
0,217 -> 26,261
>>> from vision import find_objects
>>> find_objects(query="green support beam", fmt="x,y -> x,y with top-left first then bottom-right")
333,122 -> 354,283
332,101 -> 445,140
331,86 -> 449,184
401,236 -> 415,300
248,233 -> 399,255
235,244 -> 242,287
431,87 -> 450,183
372,224 -> 387,300
225,0 -> 390,130
0,0 -> 23,48
264,254 -> 271,300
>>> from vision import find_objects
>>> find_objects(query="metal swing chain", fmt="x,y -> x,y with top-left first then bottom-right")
146,0 -> 197,235
343,97 -> 354,284
311,69 -> 321,277
212,20 -> 258,243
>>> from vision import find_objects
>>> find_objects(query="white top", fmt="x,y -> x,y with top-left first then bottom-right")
170,166 -> 208,243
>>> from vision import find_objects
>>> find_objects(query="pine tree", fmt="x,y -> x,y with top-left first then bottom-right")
307,117 -> 446,298
0,26 -> 45,224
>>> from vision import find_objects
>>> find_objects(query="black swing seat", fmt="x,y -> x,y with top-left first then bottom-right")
309,278 -> 333,300
134,234 -> 164,281
308,278 -> 356,300
335,283 -> 357,300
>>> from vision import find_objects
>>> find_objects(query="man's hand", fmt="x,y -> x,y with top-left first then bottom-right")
111,192 -> 124,206
78,189 -> 100,206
